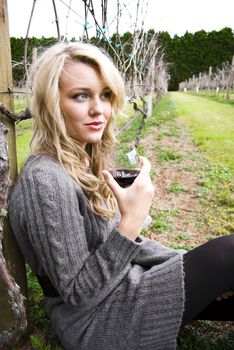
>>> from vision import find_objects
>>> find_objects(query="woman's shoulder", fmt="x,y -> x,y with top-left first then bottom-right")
10,154 -> 87,214
20,154 -> 68,180
16,154 -> 78,193
23,154 -> 61,172
10,153 -> 88,211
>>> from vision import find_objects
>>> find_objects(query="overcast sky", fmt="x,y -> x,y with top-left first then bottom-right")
7,0 -> 234,39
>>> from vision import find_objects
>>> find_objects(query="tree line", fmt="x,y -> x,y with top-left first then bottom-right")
10,27 -> 234,91
159,27 -> 234,90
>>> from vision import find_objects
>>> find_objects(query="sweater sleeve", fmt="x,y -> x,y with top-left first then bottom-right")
132,235 -> 184,268
20,161 -> 141,310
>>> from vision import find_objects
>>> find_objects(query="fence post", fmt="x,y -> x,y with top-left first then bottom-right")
207,66 -> 212,93
0,0 -> 28,344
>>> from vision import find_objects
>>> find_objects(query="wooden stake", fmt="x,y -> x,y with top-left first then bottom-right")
0,0 -> 28,344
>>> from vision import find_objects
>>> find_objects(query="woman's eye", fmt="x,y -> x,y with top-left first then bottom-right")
101,90 -> 112,100
72,92 -> 88,101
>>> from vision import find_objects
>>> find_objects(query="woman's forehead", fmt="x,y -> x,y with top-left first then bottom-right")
60,61 -> 108,89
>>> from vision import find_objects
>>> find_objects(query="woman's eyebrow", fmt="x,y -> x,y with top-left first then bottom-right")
67,86 -> 111,93
69,87 -> 90,91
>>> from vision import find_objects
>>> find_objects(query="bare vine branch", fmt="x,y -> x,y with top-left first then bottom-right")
24,0 -> 37,79
52,0 -> 61,41
0,103 -> 32,123
81,0 -> 123,66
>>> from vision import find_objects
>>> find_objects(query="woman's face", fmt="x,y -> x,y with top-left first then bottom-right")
59,61 -> 112,146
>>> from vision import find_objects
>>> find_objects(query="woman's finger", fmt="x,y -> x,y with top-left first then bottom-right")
102,170 -> 122,197
138,156 -> 151,177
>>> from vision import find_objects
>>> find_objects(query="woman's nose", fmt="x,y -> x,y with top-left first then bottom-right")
89,97 -> 104,116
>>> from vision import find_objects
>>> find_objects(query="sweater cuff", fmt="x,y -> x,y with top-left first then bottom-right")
104,227 -> 142,266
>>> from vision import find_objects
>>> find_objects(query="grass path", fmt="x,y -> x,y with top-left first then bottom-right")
167,92 -> 234,236
170,92 -> 234,175
135,93 -> 234,348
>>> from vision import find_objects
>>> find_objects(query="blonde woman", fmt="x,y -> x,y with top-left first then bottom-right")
9,42 -> 234,350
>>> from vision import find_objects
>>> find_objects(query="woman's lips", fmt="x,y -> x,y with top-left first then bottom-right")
85,121 -> 104,130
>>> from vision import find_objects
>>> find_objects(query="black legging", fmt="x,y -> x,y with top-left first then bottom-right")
181,234 -> 234,328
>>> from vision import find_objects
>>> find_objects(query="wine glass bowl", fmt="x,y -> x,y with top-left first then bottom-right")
109,168 -> 140,188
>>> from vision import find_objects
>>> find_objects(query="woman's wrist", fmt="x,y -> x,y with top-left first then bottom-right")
117,216 -> 143,241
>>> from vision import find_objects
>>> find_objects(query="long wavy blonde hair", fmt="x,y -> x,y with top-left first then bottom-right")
28,42 -> 125,218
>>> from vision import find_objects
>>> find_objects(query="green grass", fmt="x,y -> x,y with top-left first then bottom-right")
14,96 -> 33,168
172,92 -> 234,175
178,324 -> 234,349
115,96 -> 179,167
150,211 -> 173,234
157,124 -> 181,139
169,92 -> 234,237
154,145 -> 184,164
149,209 -> 179,235
16,118 -> 33,168
166,180 -> 186,194
14,95 -> 28,113
189,90 -> 234,106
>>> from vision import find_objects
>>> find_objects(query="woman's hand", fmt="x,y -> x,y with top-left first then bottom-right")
102,157 -> 154,240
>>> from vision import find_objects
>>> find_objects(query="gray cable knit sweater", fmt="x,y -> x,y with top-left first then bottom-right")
9,155 -> 184,350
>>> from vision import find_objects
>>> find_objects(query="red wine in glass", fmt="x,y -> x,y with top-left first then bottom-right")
109,168 -> 140,188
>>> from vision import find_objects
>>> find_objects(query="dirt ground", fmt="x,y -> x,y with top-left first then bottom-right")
141,117 -> 212,246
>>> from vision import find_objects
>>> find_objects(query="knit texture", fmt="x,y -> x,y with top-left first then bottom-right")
9,155 -> 185,350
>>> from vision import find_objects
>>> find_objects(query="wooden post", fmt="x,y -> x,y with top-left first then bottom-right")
32,46 -> 38,63
192,75 -> 195,92
146,38 -> 156,118
207,66 -> 212,93
198,72 -> 202,93
0,0 -> 28,342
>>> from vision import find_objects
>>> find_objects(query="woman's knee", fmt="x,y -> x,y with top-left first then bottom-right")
200,234 -> 234,273
184,234 -> 234,276
212,234 -> 234,257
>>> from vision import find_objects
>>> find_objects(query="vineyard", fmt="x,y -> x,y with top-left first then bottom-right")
179,55 -> 234,100
1,0 -> 234,349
